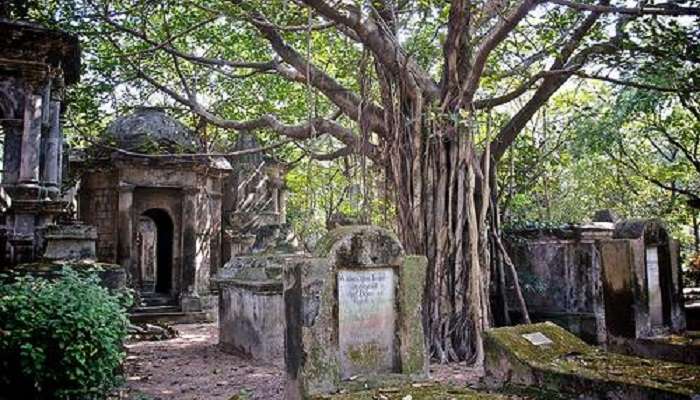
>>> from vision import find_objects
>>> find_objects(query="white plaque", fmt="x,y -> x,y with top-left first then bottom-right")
338,268 -> 396,378
522,332 -> 553,346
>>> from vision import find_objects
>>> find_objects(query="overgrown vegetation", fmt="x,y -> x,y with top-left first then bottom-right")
3,0 -> 698,363
0,268 -> 132,399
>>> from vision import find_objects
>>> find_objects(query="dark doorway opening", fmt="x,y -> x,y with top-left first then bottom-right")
142,208 -> 174,294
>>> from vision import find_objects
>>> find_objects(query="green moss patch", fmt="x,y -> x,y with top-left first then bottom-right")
311,384 -> 515,400
486,322 -> 700,396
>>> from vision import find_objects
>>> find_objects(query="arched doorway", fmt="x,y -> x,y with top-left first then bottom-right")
139,208 -> 174,295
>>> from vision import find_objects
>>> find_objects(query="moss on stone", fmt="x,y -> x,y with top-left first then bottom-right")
314,225 -> 402,259
345,343 -> 383,370
486,322 -> 590,366
485,322 -> 700,396
310,384 -> 514,400
399,255 -> 428,375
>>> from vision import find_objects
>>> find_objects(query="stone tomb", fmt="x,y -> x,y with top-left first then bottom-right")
214,254 -> 295,363
484,322 -> 700,399
506,218 -> 686,350
283,226 -> 428,399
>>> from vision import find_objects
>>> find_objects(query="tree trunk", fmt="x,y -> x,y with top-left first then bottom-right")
377,68 -> 492,364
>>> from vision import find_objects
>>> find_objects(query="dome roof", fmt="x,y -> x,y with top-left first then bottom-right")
106,107 -> 202,153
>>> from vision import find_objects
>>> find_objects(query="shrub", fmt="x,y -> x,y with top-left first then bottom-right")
0,267 -> 131,399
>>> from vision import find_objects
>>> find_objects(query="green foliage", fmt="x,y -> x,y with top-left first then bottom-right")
286,152 -> 395,249
0,268 -> 132,399
500,81 -> 697,260
8,0 -> 697,259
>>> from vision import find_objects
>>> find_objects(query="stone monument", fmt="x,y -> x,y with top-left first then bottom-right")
0,18 -> 101,265
484,322 -> 700,399
283,225 -> 428,399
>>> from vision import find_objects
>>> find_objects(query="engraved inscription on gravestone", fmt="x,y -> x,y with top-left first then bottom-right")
338,268 -> 396,378
521,332 -> 554,346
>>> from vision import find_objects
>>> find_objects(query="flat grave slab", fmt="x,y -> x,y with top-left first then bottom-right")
310,384 -> 516,400
485,322 -> 700,400
607,332 -> 700,365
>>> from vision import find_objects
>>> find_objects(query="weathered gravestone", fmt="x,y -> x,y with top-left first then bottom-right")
283,226 -> 428,399
484,322 -> 700,400
214,254 -> 301,363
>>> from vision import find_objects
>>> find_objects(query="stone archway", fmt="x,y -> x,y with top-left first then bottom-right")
140,208 -> 175,295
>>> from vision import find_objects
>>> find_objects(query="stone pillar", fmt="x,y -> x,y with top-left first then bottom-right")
181,187 -> 201,312
1,121 -> 22,185
209,191 -> 222,278
117,183 -> 135,275
41,101 -> 61,197
279,188 -> 287,224
40,81 -> 51,127
18,94 -> 42,187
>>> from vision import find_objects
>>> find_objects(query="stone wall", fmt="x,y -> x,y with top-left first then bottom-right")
79,170 -> 119,262
506,231 -> 606,343
507,220 -> 686,346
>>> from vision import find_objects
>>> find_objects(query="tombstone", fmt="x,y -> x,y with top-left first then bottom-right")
215,218 -> 303,362
505,218 -> 687,357
74,108 -> 231,320
612,219 -> 686,338
283,226 -> 428,399
484,322 -> 700,400
214,254 -> 298,363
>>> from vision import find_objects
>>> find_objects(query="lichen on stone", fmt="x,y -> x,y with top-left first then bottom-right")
310,384 -> 514,400
485,322 -> 700,396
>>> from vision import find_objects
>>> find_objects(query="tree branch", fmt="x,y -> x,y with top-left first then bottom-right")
491,0 -> 612,161
90,1 -> 276,71
241,7 -> 388,136
300,0 -> 440,99
130,65 -> 382,163
575,71 -> 693,93
549,0 -> 700,16
459,0 -> 539,107
472,68 -> 575,109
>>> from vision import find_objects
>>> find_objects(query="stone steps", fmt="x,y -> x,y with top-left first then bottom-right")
132,305 -> 181,314
140,296 -> 175,307
129,310 -> 214,325
138,291 -> 176,307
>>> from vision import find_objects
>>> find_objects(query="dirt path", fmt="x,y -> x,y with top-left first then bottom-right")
119,323 -> 283,400
118,323 -> 482,400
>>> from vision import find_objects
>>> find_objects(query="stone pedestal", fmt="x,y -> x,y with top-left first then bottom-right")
40,223 -> 97,261
214,258 -> 288,362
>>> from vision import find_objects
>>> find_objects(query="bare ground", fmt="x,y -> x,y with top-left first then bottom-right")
117,323 -> 283,400
116,323 -> 483,400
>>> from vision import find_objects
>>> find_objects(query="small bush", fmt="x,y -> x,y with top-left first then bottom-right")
0,267 -> 131,399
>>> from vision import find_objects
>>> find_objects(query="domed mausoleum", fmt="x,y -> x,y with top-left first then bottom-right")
106,106 -> 202,152
74,108 -> 231,318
